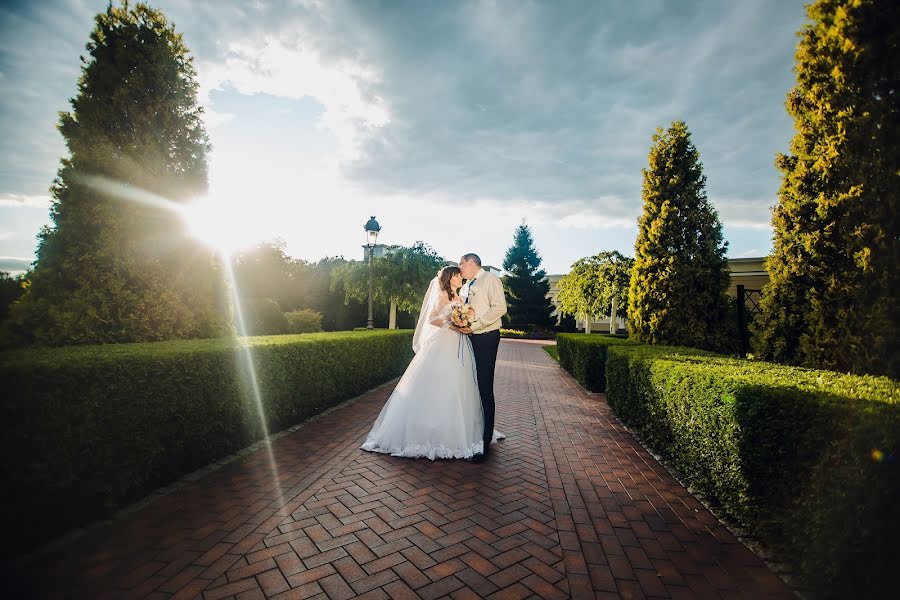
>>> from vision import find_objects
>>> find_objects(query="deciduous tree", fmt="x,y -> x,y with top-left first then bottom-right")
557,251 -> 633,333
330,242 -> 444,328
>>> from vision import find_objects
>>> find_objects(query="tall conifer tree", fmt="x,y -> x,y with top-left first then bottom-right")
628,121 -> 730,350
752,0 -> 899,377
502,222 -> 555,327
6,3 -> 228,345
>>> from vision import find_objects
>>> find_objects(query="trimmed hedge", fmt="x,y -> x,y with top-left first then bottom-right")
0,330 -> 414,559
556,333 -> 634,391
605,344 -> 898,597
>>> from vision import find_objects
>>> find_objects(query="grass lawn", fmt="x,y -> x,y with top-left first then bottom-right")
543,344 -> 559,362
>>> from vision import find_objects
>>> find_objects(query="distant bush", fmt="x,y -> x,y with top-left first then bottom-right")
503,323 -> 556,340
500,328 -> 527,338
556,333 -> 636,391
242,297 -> 289,335
285,308 -> 323,333
554,313 -> 577,333
0,330 -> 414,559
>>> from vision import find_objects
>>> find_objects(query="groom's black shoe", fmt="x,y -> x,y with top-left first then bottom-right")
470,449 -> 490,464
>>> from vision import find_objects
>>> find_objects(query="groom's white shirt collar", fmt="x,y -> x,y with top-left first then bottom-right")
471,268 -> 486,281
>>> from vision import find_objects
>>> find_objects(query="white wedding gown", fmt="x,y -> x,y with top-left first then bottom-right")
361,299 -> 504,460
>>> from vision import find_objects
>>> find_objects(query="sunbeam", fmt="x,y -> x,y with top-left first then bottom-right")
220,252 -> 286,507
76,173 -> 287,505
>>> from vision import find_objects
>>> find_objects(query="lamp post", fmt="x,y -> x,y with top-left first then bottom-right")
364,216 -> 381,330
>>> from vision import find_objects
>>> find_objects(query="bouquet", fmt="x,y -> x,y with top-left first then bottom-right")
450,300 -> 475,328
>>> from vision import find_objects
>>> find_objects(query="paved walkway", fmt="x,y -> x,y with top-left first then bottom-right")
9,340 -> 793,599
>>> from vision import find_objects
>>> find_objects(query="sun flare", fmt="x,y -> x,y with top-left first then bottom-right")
182,194 -> 274,254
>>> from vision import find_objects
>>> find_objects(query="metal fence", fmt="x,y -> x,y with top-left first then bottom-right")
736,284 -> 763,353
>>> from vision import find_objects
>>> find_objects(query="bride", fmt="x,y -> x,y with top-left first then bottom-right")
361,266 -> 503,460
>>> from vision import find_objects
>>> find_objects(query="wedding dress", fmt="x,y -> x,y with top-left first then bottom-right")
361,278 -> 504,460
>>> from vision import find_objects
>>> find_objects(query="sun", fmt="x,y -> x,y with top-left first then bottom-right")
181,194 -> 273,254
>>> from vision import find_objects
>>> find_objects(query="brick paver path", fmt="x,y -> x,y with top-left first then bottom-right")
8,340 -> 793,599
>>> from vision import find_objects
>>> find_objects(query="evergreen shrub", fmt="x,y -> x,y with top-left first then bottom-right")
0,330 -> 413,558
242,297 -> 289,335
556,333 -> 635,391
605,343 -> 898,596
285,308 -> 323,334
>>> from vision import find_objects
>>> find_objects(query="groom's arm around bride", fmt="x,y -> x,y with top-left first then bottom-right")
464,272 -> 506,335
453,256 -> 507,336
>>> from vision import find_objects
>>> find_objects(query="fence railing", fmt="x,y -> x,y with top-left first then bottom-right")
736,284 -> 763,353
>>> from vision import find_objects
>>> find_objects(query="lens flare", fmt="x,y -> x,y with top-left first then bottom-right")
75,174 -> 287,506
871,449 -> 884,463
221,252 -> 286,507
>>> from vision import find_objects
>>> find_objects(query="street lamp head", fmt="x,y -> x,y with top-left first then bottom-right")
364,215 -> 381,247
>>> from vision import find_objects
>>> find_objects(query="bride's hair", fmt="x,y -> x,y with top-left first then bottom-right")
438,266 -> 461,301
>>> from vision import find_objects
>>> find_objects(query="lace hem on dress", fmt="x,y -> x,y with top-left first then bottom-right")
361,431 -> 506,461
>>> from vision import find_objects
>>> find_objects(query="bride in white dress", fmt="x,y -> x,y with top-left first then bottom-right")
361,266 -> 504,460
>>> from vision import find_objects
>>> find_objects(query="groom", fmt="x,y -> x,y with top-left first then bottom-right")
455,253 -> 507,463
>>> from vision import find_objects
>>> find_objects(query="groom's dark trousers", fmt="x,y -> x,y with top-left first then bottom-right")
469,329 -> 501,451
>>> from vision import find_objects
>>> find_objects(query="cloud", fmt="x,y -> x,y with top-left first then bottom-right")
195,23 -> 389,153
278,0 -> 805,221
0,0 -> 806,272
712,195 -> 777,229
735,248 -> 763,258
0,193 -> 52,208
0,256 -> 32,272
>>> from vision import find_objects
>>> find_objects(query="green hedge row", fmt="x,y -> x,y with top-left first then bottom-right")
603,344 -> 898,597
556,333 -> 634,391
0,330 -> 414,559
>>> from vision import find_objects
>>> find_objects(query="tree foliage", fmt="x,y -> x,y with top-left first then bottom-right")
752,0 -> 899,378
557,251 -> 633,321
0,272 -> 26,324
5,2 -> 227,346
240,297 -> 288,336
502,223 -> 555,327
330,242 -> 445,318
231,240 -> 308,311
285,309 -> 323,334
229,247 -> 369,331
627,121 -> 730,350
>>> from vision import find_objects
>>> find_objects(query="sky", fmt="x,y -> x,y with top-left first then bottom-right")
0,0 -> 808,275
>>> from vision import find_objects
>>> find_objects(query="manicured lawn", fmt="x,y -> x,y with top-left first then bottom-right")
543,344 -> 559,362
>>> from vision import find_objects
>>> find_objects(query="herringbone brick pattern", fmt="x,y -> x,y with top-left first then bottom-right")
6,340 -> 792,599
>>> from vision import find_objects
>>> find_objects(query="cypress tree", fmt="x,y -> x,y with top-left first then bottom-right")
502,222 -> 555,327
752,0 -> 899,377
6,2 -> 228,346
628,121 -> 730,350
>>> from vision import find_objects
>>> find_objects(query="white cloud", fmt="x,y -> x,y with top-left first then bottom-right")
735,248 -> 763,258
0,0 -> 807,273
0,193 -> 52,208
197,36 -> 389,156
0,256 -> 33,273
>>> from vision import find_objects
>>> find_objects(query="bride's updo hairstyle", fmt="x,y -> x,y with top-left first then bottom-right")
438,266 -> 461,301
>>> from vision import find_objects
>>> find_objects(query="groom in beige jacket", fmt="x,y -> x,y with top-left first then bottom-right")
455,253 -> 507,463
